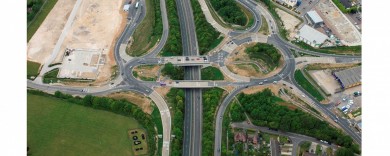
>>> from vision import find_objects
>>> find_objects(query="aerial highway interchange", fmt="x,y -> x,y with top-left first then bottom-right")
27,0 -> 362,155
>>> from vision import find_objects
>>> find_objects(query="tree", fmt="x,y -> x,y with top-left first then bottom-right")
335,147 -> 354,156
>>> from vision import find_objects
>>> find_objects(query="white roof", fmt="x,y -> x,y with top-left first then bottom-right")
298,25 -> 328,44
123,4 -> 130,10
306,10 -> 323,24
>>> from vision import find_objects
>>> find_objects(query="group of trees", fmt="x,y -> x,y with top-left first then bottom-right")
230,102 -> 246,122
151,0 -> 163,41
27,0 -> 44,22
209,0 -> 248,26
201,66 -> 224,80
27,90 -> 158,155
237,89 -> 360,154
202,88 -> 224,155
332,0 -> 361,14
166,88 -> 185,156
161,63 -> 184,80
245,43 -> 281,68
190,0 -> 222,55
162,0 -> 183,56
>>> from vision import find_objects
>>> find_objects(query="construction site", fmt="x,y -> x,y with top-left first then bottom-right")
27,0 -> 127,84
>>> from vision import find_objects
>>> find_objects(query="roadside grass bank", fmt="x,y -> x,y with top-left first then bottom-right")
293,40 -> 361,55
294,70 -> 325,101
27,91 -> 157,155
208,0 -> 252,29
27,60 -> 41,79
259,15 -> 269,35
201,66 -> 224,80
27,0 -> 58,42
127,0 -> 163,56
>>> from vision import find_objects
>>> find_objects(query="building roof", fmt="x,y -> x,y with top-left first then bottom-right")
298,25 -> 328,44
334,66 -> 361,88
306,10 -> 323,24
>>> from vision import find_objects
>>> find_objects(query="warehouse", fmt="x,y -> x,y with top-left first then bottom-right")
333,66 -> 361,89
296,24 -> 328,47
305,10 -> 324,28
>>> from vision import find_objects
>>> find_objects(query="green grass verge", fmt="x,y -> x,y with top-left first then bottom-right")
294,70 -> 325,101
259,15 -> 269,35
293,40 -> 361,55
151,105 -> 163,155
236,2 -> 254,28
27,93 -> 143,155
27,60 -> 41,79
127,0 -> 162,56
42,68 -> 59,83
201,66 -> 224,80
27,0 -> 58,42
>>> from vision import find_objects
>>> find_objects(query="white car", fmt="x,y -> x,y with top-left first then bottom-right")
273,81 -> 277,84
302,94 -> 306,98
259,82 -> 263,85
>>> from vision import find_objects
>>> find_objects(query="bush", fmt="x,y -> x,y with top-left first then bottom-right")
209,0 -> 247,26
245,43 -> 281,68
161,63 -> 184,80
161,0 -> 182,56
201,66 -> 224,80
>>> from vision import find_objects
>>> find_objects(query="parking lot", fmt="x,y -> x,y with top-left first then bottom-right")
330,86 -> 362,118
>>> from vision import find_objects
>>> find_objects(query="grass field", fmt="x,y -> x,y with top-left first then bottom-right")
127,0 -> 162,56
294,70 -> 325,101
27,60 -> 41,79
201,66 -> 224,80
27,93 -> 144,156
27,0 -> 58,42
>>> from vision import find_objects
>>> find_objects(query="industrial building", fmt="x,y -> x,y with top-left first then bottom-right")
296,25 -> 328,47
305,10 -> 324,28
333,66 -> 361,89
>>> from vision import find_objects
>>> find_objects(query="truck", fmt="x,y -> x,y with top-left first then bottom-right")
135,2 -> 139,9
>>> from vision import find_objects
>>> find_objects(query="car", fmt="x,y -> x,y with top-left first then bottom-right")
302,94 -> 306,98
185,57 -> 189,61
245,85 -> 249,88
273,81 -> 277,84
220,116 -> 222,119
264,79 -> 268,82
178,59 -> 181,61
334,119 -> 338,123
259,82 -> 263,85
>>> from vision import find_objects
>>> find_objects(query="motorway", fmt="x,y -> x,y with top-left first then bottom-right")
27,0 -> 362,155
175,0 -> 202,155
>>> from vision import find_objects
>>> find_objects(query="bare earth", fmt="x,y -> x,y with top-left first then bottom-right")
27,0 -> 77,63
28,0 -> 127,85
315,0 -> 361,45
275,8 -> 301,39
309,69 -> 340,95
133,65 -> 162,80
108,91 -> 153,114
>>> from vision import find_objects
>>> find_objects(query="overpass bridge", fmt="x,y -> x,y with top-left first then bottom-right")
163,80 -> 234,88
134,56 -> 211,66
